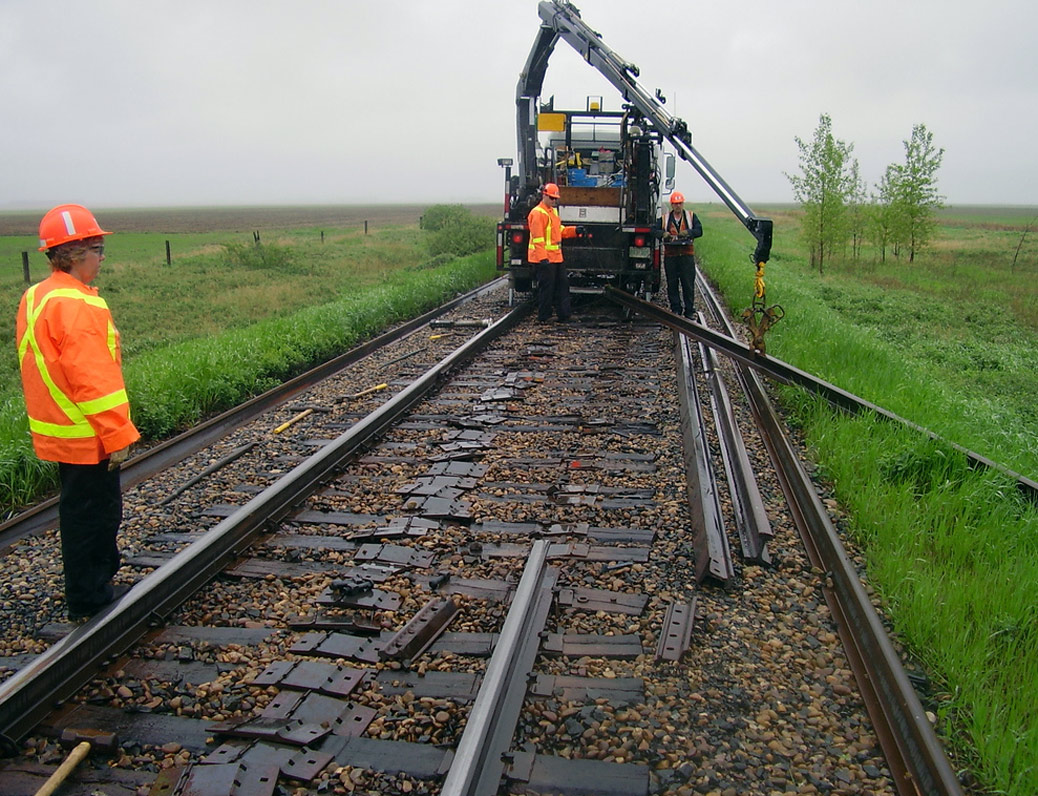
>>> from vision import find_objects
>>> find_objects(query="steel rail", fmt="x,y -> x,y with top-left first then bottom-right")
687,281 -> 964,796
604,285 -> 1038,502
673,332 -> 733,584
695,318 -> 772,562
440,540 -> 558,796
0,277 -> 509,549
0,300 -> 532,751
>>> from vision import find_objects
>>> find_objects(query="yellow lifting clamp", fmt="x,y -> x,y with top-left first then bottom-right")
741,261 -> 784,355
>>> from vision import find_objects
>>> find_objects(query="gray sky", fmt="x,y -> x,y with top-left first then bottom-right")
2,0 -> 1035,210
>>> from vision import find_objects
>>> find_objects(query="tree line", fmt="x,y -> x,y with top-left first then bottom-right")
786,114 -> 944,273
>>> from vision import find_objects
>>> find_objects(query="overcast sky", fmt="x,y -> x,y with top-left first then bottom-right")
2,0 -> 1035,211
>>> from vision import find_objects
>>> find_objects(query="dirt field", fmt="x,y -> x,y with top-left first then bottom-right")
0,203 -> 502,236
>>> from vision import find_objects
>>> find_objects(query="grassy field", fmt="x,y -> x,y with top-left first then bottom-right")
697,203 -> 1037,796
0,205 -> 498,512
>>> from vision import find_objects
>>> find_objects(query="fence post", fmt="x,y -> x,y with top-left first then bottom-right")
321,231 -> 324,244
22,252 -> 30,284
165,240 -> 172,266
364,220 -> 368,235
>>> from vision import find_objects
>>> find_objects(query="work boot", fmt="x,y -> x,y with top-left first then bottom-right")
68,583 -> 132,621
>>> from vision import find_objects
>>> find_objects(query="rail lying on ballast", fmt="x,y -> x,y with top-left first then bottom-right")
605,284 -> 1038,503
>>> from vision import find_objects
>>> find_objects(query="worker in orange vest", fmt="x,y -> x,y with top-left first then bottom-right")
657,191 -> 703,317
16,204 -> 140,621
527,183 -> 581,323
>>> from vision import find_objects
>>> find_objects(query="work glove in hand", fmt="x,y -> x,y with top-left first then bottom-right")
108,446 -> 131,471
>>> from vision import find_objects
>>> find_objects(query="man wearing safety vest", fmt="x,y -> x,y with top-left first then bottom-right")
657,191 -> 703,317
16,204 -> 140,621
527,183 -> 581,323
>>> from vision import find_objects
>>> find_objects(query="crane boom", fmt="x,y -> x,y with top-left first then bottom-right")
526,0 -> 772,265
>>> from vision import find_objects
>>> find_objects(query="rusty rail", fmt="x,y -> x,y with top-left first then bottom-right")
614,283 -> 964,796
440,540 -> 557,796
605,285 -> 1037,504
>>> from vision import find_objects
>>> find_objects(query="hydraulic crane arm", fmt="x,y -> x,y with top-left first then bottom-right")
515,24 -> 559,194
530,0 -> 772,265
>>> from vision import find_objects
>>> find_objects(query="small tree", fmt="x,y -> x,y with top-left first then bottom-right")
422,205 -> 495,258
868,164 -> 900,262
889,124 -> 944,262
786,113 -> 858,274
1011,215 -> 1038,272
847,160 -> 868,260
421,204 -> 470,232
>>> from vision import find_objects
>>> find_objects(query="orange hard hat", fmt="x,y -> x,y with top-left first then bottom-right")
669,192 -> 685,205
542,183 -> 561,199
38,204 -> 112,251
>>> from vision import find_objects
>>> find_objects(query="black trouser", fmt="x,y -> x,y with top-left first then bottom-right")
535,260 -> 571,321
664,253 -> 696,316
58,461 -> 122,614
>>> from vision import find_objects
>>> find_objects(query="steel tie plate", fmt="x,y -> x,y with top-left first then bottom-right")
202,740 -> 249,765
206,715 -> 329,747
162,762 -> 241,796
657,599 -> 697,661
250,660 -> 296,688
317,586 -> 402,611
542,633 -> 644,658
233,760 -> 281,795
376,670 -> 481,701
556,587 -> 648,615
513,753 -> 649,795
289,632 -> 386,663
280,747 -> 336,782
380,598 -> 460,661
261,689 -> 305,719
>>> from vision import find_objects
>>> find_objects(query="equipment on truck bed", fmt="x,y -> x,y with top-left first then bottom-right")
497,0 -> 782,351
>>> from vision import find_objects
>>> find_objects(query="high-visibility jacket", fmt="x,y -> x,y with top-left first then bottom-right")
527,200 -> 576,264
16,270 -> 140,464
660,209 -> 703,257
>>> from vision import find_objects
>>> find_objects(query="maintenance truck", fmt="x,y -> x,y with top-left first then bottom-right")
497,95 -> 671,298
497,0 -> 778,348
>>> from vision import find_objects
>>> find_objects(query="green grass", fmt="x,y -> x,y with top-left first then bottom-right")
0,214 -> 497,515
1,224 -> 432,363
698,204 -> 1038,795
701,205 -> 1038,479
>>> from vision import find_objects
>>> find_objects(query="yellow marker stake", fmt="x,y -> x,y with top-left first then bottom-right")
350,382 -> 388,399
273,408 -> 313,434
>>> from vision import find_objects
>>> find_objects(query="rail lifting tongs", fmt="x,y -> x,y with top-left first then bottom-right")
743,261 -> 784,356
533,0 -> 784,352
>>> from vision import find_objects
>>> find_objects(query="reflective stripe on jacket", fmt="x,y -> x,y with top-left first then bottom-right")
16,271 -> 140,464
527,201 -> 576,264
663,210 -> 702,256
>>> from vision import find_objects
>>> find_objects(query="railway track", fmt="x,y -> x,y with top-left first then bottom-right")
0,280 -> 966,795
0,278 -> 509,548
